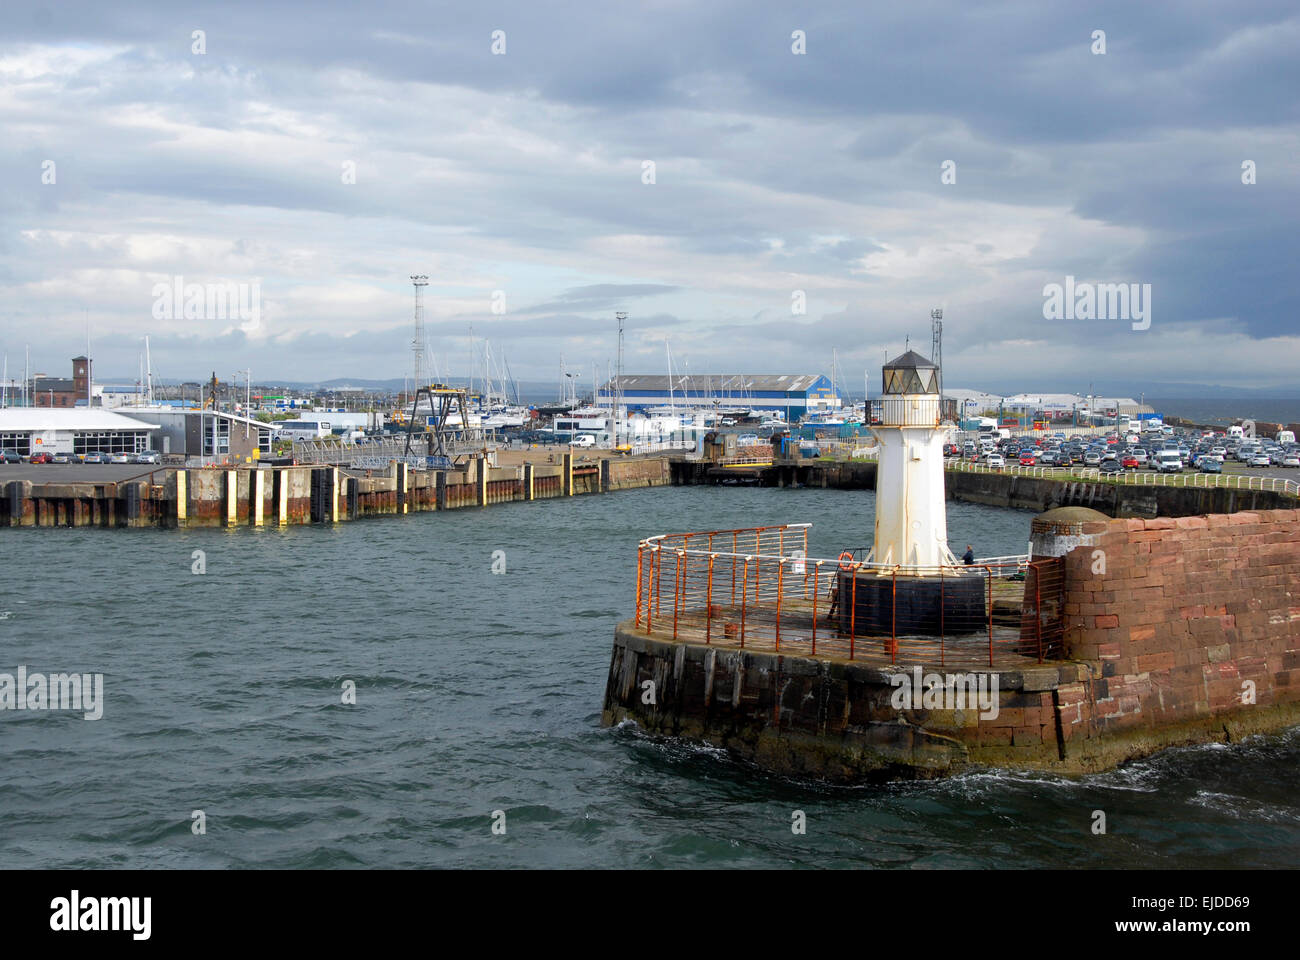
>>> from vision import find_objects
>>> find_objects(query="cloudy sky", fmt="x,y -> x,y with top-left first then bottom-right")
2,0 -> 1298,395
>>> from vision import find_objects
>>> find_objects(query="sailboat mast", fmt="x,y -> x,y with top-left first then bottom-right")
666,339 -> 674,412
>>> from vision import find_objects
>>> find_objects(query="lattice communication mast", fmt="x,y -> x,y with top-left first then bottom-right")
411,275 -> 429,396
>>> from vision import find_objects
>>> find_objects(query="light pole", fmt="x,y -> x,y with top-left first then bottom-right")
614,311 -> 627,449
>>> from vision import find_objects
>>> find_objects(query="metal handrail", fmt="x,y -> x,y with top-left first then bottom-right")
942,457 -> 1300,495
640,523 -> 1026,577
633,522 -> 1053,666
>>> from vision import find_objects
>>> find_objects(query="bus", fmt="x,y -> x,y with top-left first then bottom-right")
275,419 -> 332,441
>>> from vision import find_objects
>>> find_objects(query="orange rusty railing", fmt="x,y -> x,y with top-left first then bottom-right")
634,523 -> 1064,667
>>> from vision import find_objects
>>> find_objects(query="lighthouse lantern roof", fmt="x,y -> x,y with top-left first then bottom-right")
882,350 -> 939,395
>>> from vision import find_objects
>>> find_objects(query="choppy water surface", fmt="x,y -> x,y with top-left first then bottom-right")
2,486 -> 1297,868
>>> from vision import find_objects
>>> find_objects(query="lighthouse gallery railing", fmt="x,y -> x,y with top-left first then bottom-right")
634,523 -> 1065,667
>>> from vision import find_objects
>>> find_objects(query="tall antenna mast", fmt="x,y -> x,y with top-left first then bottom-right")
930,307 -> 944,417
410,275 -> 428,399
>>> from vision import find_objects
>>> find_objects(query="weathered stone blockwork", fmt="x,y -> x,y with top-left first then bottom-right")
1058,510 -> 1300,764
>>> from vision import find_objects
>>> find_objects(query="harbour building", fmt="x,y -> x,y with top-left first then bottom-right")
0,409 -> 159,457
115,408 -> 273,459
596,374 -> 840,420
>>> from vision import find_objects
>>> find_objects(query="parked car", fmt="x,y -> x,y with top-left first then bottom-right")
28,451 -> 53,464
986,454 -> 1005,469
83,452 -> 106,463
50,452 -> 72,463
1083,452 -> 1101,466
1099,459 -> 1124,474
1121,455 -> 1139,469
1284,455 -> 1300,468
135,450 -> 162,464
1250,454 -> 1271,467
1199,458 -> 1223,474
1019,453 -> 1036,466
1,449 -> 22,463
108,452 -> 132,463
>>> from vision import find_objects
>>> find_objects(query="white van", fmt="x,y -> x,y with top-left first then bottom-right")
1277,430 -> 1295,445
569,433 -> 596,448
1155,451 -> 1182,473
1227,425 -> 1245,439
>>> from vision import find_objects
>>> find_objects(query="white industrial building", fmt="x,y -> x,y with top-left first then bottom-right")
0,409 -> 160,457
945,389 -> 1150,421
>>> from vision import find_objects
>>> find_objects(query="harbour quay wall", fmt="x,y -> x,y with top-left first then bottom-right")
943,471 -> 1293,517
603,628 -> 1090,780
1057,510 -> 1300,767
602,510 -> 1300,780
1,454 -> 672,529
671,457 -> 1293,517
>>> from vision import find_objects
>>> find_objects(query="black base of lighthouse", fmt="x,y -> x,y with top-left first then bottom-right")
835,570 -> 986,637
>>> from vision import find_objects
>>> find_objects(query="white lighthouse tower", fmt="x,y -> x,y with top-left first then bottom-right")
868,350 -> 957,568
